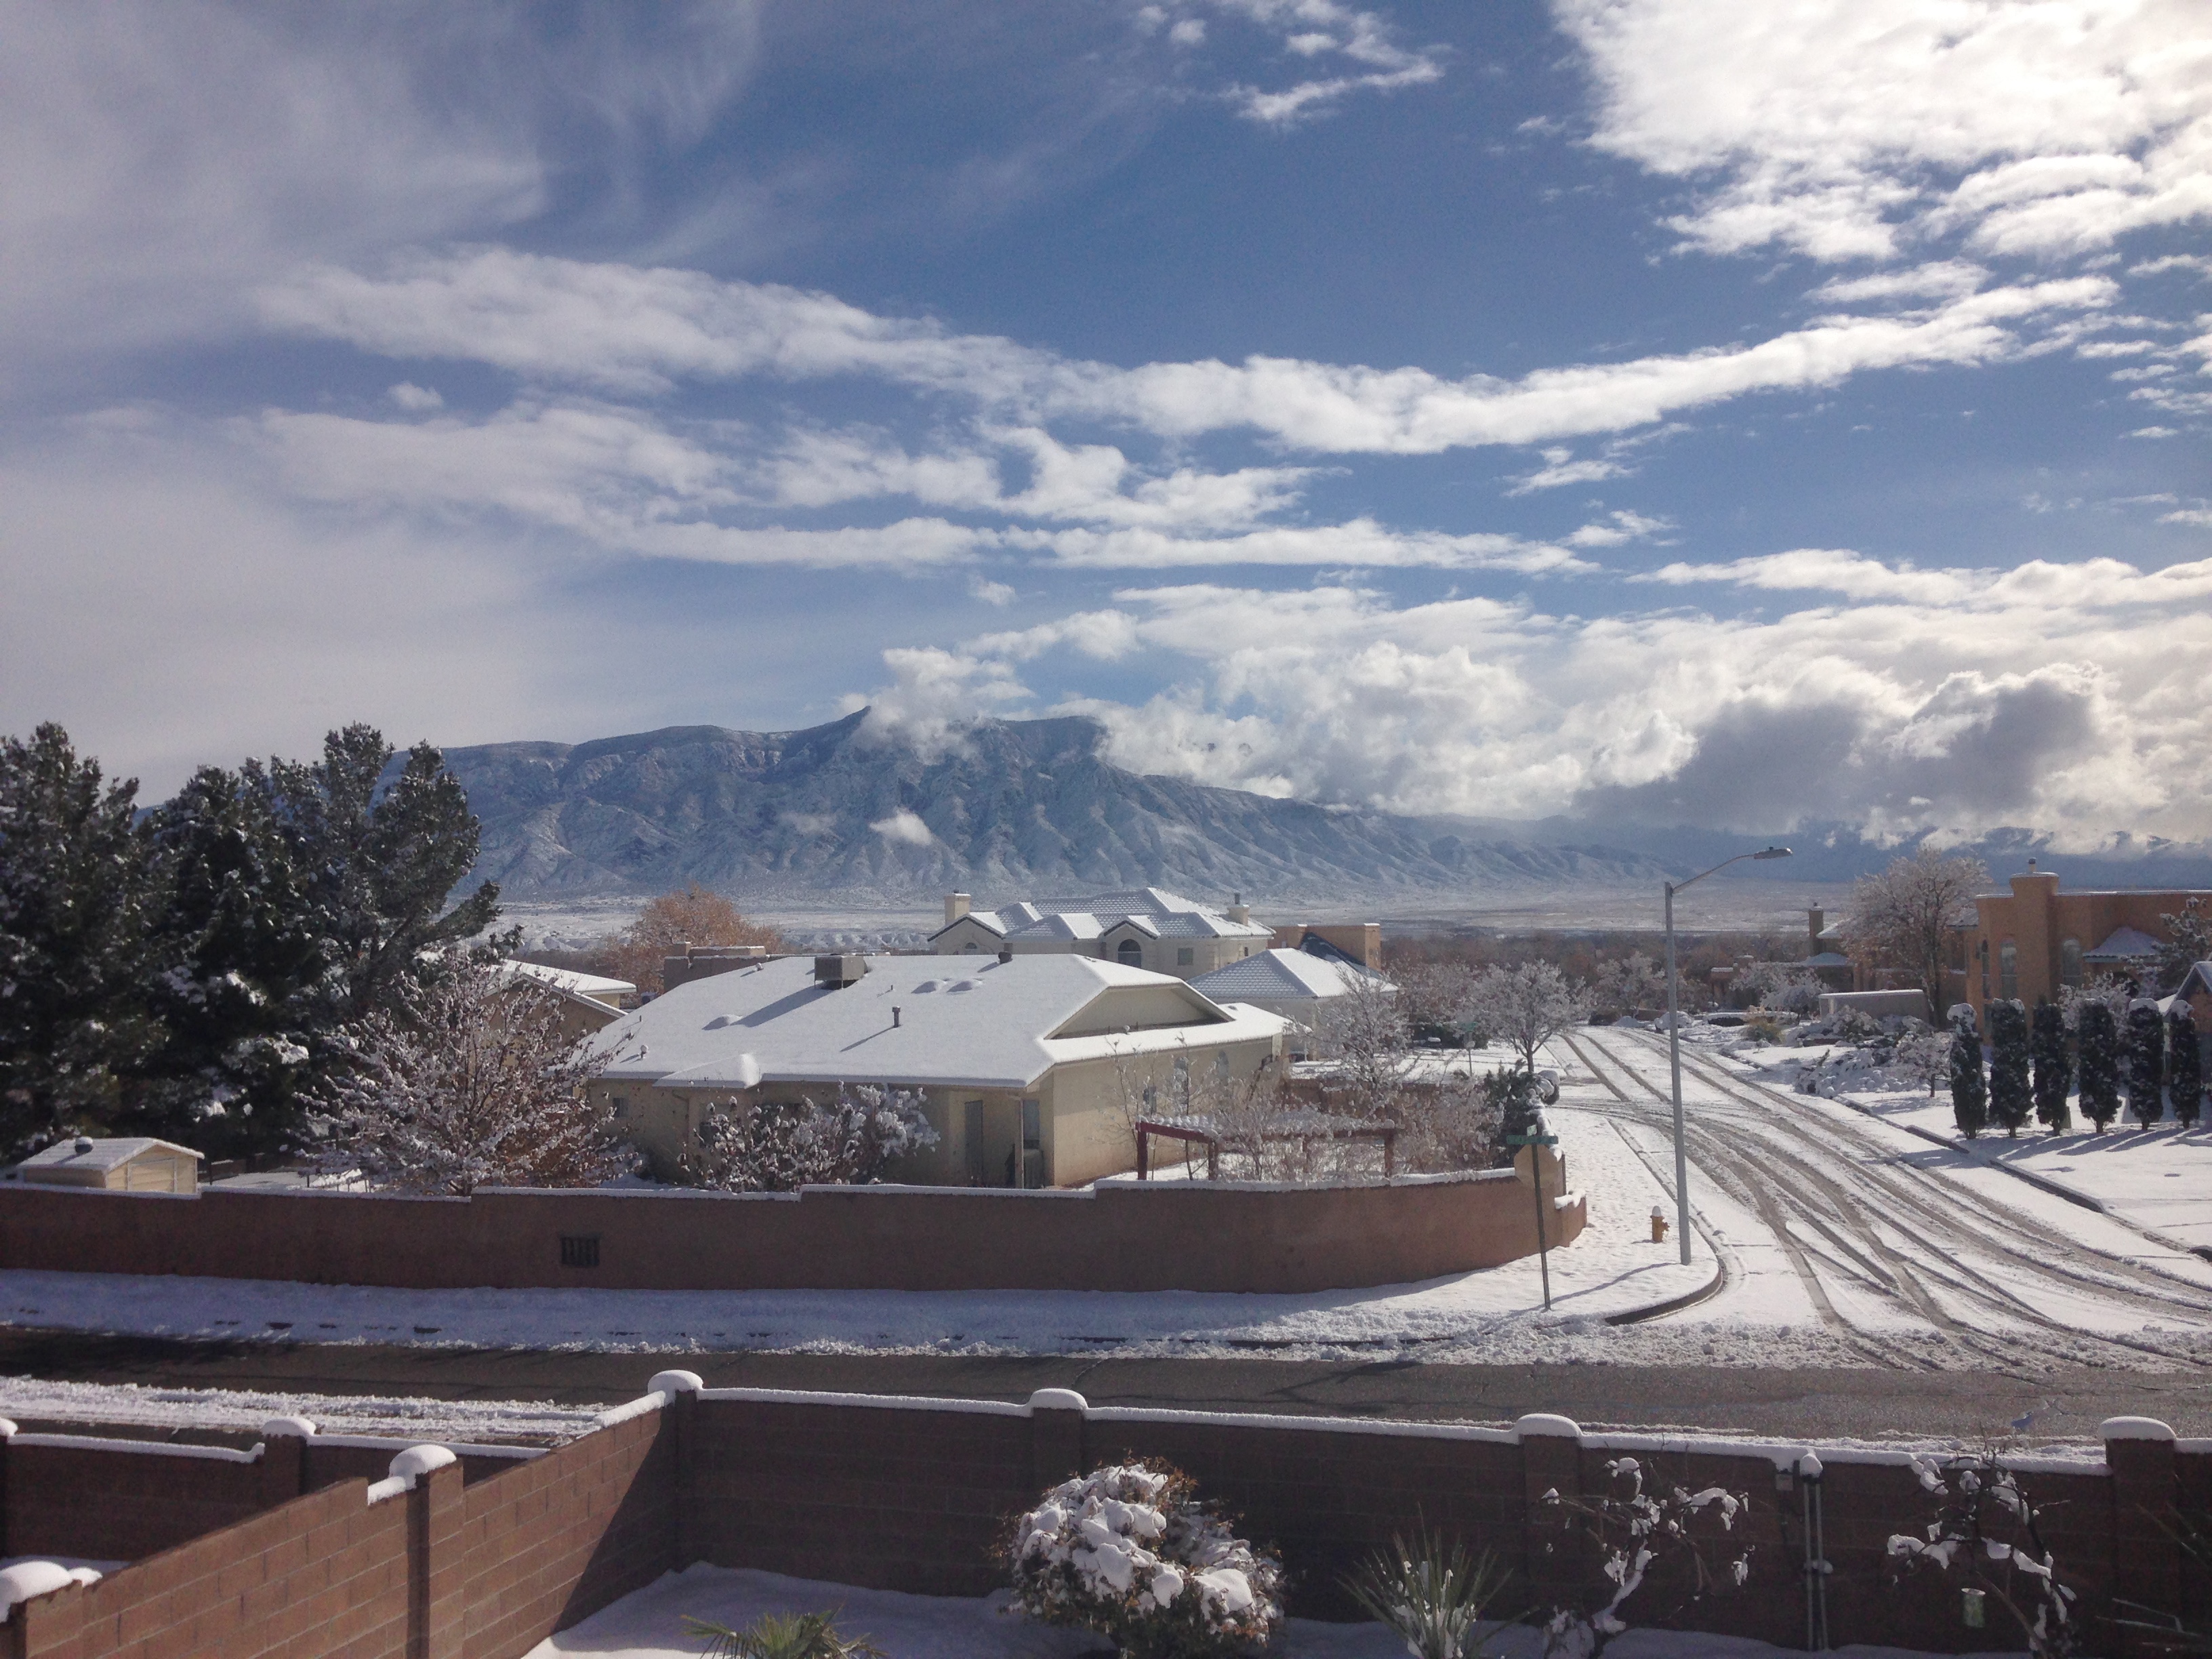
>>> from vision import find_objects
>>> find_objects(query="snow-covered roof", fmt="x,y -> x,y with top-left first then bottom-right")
930,887 -> 1270,945
1189,949 -> 1385,1004
21,1136 -> 202,1172
2083,925 -> 2165,962
506,960 -> 636,1002
592,953 -> 1287,1094
1800,951 -> 1852,969
2173,962 -> 2212,1001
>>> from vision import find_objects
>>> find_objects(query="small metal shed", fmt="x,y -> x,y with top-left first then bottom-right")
16,1136 -> 203,1193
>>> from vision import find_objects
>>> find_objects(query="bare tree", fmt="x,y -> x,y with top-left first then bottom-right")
1465,962 -> 1591,1076
600,884 -> 785,995
1843,847 -> 1989,1014
307,957 -> 629,1193
680,1084 -> 937,1192
1311,975 -> 1411,1114
1591,951 -> 1666,1017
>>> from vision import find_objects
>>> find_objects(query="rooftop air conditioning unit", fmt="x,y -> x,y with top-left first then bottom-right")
815,954 -> 869,989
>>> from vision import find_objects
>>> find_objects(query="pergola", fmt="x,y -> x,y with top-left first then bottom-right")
1134,1111 -> 1399,1181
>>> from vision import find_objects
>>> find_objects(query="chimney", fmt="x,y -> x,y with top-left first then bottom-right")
892,1006 -> 901,1028
1227,891 -> 1251,925
1808,908 -> 1824,954
945,893 -> 971,924
814,954 -> 869,989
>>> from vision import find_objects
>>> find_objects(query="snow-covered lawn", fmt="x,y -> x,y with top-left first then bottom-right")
524,1563 -> 2009,1659
0,1376 -> 596,1443
0,1105 -> 1725,1363
1702,1027 -> 2212,1254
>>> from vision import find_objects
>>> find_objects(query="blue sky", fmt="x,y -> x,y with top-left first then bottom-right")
2,0 -> 2208,844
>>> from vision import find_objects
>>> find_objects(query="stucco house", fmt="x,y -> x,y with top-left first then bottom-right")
1964,867 -> 2211,1021
929,888 -> 1273,979
504,960 -> 636,1041
1187,948 -> 1391,1044
588,951 -> 1286,1188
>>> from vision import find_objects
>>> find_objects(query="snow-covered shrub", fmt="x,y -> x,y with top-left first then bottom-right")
1887,1451 -> 2076,1658
684,1609 -> 884,1658
1344,1524 -> 1509,1659
1986,1000 -> 2033,1136
1002,1462 -> 1284,1659
2126,1000 -> 2167,1126
1534,1458 -> 1752,1659
306,956 -> 630,1194
2074,1001 -> 2122,1131
1893,1029 -> 1950,1097
1394,1071 -> 1504,1175
2170,1003 -> 2205,1128
2030,1002 -> 2072,1132
1949,1012 -> 1988,1138
681,1083 -> 938,1192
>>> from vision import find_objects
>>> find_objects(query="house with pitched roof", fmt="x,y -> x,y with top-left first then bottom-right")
588,951 -> 1286,1188
928,887 -> 1273,979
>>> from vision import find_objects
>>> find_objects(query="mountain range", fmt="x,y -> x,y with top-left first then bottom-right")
440,714 -> 2212,908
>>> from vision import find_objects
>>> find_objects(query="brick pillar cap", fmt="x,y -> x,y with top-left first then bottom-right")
1515,1414 -> 1583,1440
2102,1416 -> 2177,1442
650,1370 -> 705,1396
261,1416 -> 318,1437
0,1561 -> 95,1616
390,1444 -> 458,1483
1029,1389 -> 1090,1413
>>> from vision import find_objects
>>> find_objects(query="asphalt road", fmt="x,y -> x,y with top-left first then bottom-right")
3,1328 -> 2203,1445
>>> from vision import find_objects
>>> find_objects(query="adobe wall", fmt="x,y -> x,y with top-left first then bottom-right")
0,1170 -> 1583,1294
5,1383 -> 2205,1659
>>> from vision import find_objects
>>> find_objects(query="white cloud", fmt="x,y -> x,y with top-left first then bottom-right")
1554,0 -> 2212,264
1013,520 -> 1593,571
1565,509 -> 1671,549
868,807 -> 935,845
2127,426 -> 2179,438
1809,262 -> 1988,304
263,248 -> 2117,455
386,382 -> 444,411
1507,447 -> 1626,495
966,573 -> 1017,606
1208,0 -> 1446,125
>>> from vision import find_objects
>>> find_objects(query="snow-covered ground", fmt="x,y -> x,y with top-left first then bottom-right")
525,1563 -> 2007,1659
1556,1024 -> 2212,1370
0,1104 -> 1734,1363
0,1376 -> 595,1443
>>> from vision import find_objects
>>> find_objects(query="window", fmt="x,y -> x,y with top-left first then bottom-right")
1118,939 -> 1143,966
558,1235 -> 600,1269
1999,941 -> 2018,1001
1176,947 -> 1194,966
962,941 -> 978,952
611,1096 -> 628,1120
2060,938 -> 2083,988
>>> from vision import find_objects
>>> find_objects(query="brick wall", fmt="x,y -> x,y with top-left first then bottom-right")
0,1171 -> 1580,1295
8,1384 -> 2203,1658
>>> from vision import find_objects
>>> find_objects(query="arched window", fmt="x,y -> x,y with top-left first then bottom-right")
2060,938 -> 2083,988
1117,938 -> 1143,967
962,940 -> 978,953
1999,940 -> 2018,1001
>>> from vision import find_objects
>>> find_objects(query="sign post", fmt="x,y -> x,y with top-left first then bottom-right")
1507,1129 -> 1561,1311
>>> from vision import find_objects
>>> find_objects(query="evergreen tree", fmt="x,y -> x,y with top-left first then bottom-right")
1948,1015 -> 1988,1139
2030,1000 -> 2072,1133
0,724 -> 155,1157
2126,1000 -> 2167,1128
1986,999 -> 2033,1136
2075,1001 -> 2122,1131
2168,1004 -> 2204,1129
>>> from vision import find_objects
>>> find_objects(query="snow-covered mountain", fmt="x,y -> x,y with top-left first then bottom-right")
442,713 -> 1672,905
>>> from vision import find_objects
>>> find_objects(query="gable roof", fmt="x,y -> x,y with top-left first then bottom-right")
1189,949 -> 1383,1004
506,960 -> 636,1003
2084,925 -> 2165,962
22,1136 -> 203,1172
929,888 -> 1271,946
592,952 -> 1284,1094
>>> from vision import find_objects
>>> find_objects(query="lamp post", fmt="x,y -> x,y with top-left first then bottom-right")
1664,844 -> 1793,1265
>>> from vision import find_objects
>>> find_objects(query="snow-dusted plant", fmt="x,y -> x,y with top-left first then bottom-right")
2074,1000 -> 2122,1131
1987,999 -> 2033,1135
2030,1002 -> 2072,1132
1887,1450 -> 2077,1658
1892,1029 -> 1950,1097
2126,1000 -> 2167,1127
1002,1462 -> 1284,1659
1344,1523 -> 1511,1659
305,956 -> 630,1194
1534,1458 -> 1751,1659
681,1083 -> 937,1192
2169,1003 -> 2204,1128
684,1608 -> 884,1658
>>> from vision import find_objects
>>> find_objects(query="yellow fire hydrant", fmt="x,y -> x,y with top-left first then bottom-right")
1650,1207 -> 1669,1244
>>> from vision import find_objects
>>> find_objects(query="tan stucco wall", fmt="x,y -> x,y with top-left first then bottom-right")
1965,873 -> 2211,1019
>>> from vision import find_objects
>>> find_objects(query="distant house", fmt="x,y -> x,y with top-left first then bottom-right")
929,888 -> 1273,979
1965,868 -> 2212,1022
589,951 -> 1286,1188
504,960 -> 636,1041
1188,948 -> 1390,1046
16,1136 -> 202,1193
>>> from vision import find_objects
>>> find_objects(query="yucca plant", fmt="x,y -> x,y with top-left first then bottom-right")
683,1610 -> 885,1659
1344,1523 -> 1513,1659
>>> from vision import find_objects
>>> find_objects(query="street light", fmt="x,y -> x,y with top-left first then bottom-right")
1664,844 -> 1792,1265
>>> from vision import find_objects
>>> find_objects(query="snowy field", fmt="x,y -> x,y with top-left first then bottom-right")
0,1101 -> 1719,1363
525,1563 -> 2009,1659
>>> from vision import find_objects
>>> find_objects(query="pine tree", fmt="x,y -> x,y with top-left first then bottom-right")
1986,999 -> 2033,1136
1948,1017 -> 1988,1139
2076,1002 -> 2122,1132
2126,1001 -> 2167,1128
0,724 -> 156,1158
2168,1004 -> 2204,1129
2030,1000 -> 2072,1133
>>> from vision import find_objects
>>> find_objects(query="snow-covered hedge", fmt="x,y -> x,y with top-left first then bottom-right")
1002,1462 -> 1284,1658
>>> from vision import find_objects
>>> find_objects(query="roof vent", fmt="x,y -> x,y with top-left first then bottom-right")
998,946 -> 1013,964
814,954 -> 869,989
75,1138 -> 93,1155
